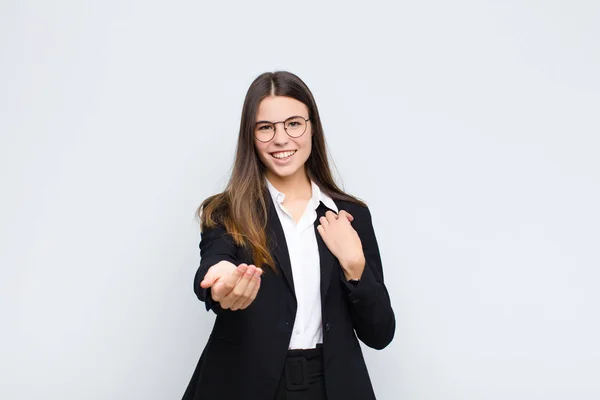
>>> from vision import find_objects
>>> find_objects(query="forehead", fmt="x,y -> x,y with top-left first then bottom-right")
256,96 -> 309,121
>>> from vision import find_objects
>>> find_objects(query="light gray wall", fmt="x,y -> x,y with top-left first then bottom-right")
1,1 -> 599,399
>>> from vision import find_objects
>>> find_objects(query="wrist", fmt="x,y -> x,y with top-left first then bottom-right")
345,272 -> 363,281
344,265 -> 365,281
342,256 -> 365,280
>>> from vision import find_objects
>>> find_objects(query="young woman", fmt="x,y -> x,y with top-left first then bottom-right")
183,71 -> 395,400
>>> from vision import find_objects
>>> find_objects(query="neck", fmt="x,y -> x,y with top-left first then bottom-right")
265,168 -> 312,201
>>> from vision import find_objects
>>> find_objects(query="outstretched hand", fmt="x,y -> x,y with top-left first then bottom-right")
201,261 -> 263,310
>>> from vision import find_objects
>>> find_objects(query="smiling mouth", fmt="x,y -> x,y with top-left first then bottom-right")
270,150 -> 297,159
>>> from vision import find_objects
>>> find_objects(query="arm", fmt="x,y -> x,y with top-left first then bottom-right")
340,206 -> 396,349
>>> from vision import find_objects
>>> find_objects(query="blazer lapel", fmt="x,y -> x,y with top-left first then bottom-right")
266,193 -> 296,296
315,201 -> 335,301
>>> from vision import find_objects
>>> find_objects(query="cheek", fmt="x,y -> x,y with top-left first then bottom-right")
299,136 -> 312,156
254,141 -> 268,160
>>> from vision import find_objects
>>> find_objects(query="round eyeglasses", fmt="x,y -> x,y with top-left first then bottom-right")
254,116 -> 311,142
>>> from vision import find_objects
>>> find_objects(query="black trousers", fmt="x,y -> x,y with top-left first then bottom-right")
273,344 -> 327,400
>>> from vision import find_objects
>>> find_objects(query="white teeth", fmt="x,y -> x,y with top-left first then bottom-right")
272,150 -> 296,159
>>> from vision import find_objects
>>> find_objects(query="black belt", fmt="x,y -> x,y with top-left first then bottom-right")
284,344 -> 324,391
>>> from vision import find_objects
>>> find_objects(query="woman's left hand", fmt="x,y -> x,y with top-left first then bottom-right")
317,210 -> 365,280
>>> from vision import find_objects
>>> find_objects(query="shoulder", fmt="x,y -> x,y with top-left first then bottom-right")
333,198 -> 369,213
332,198 -> 373,224
333,198 -> 381,246
199,192 -> 230,232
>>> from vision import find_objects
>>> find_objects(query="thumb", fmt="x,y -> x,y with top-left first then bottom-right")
200,270 -> 217,288
339,210 -> 354,222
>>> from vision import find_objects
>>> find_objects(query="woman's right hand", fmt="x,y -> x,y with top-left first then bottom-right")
200,261 -> 263,311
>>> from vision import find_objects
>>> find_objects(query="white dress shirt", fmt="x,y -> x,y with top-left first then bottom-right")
265,178 -> 339,349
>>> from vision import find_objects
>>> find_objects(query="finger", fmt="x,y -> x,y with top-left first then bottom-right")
242,277 -> 262,309
233,267 -> 262,310
219,263 -> 248,294
210,279 -> 225,302
213,264 -> 247,305
338,210 -> 354,222
325,210 -> 338,223
240,277 -> 261,310
238,268 -> 263,310
319,216 -> 329,228
221,265 -> 255,309
316,224 -> 325,237
229,265 -> 258,310
200,272 -> 215,289
200,267 -> 221,289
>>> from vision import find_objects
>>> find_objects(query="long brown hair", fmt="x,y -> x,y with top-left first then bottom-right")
197,71 -> 366,271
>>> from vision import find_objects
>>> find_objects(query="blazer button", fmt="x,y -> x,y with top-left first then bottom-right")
325,323 -> 331,332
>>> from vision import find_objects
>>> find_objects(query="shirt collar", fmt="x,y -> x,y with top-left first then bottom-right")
265,178 -> 338,213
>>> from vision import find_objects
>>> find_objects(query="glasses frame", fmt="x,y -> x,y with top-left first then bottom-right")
254,115 -> 311,143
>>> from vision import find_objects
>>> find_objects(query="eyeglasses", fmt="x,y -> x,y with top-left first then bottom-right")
254,116 -> 311,142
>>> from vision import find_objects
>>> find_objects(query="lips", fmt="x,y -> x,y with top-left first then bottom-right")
268,150 -> 297,166
270,150 -> 297,159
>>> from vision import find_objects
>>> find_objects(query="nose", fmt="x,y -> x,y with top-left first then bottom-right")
272,122 -> 289,145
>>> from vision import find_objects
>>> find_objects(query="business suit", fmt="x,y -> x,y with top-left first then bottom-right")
183,191 -> 396,400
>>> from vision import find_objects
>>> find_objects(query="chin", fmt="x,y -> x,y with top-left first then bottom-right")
269,166 -> 300,178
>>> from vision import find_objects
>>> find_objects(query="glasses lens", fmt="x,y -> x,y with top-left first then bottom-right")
285,117 -> 307,137
255,122 -> 275,142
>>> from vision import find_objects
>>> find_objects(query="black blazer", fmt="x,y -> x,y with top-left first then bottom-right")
183,193 -> 395,400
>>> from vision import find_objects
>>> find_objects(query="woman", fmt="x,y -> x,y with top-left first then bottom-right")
183,71 -> 395,400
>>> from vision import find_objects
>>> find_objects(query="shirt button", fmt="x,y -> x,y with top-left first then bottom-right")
325,323 -> 331,332
295,329 -> 300,335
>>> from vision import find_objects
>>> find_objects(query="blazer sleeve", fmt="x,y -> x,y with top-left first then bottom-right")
340,205 -> 396,349
193,222 -> 241,314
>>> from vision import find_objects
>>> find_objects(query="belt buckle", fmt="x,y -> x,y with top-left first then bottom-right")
285,356 -> 309,391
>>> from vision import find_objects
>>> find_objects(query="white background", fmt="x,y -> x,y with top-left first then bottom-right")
1,1 -> 599,399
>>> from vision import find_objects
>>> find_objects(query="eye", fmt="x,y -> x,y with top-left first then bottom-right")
257,124 -> 273,131
288,121 -> 300,127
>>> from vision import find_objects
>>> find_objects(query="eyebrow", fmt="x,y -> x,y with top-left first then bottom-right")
255,115 -> 307,124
